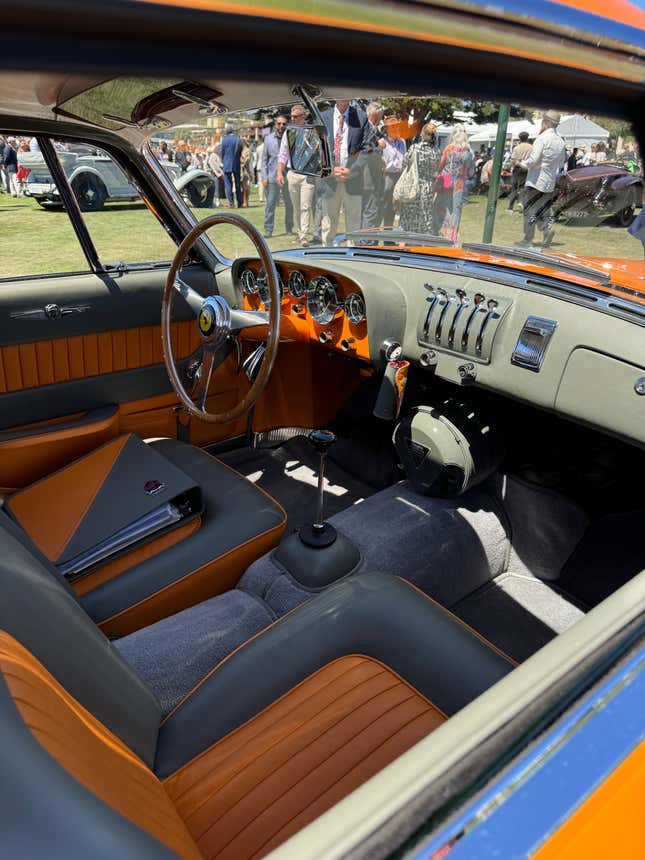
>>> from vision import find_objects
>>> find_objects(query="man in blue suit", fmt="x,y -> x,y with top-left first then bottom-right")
320,100 -> 369,244
221,124 -> 243,208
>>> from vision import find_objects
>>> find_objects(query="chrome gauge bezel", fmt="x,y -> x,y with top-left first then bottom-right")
240,268 -> 258,296
306,276 -> 339,325
345,292 -> 366,325
288,269 -> 307,299
257,268 -> 284,307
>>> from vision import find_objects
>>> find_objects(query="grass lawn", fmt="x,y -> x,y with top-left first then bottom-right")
1,186 -> 641,280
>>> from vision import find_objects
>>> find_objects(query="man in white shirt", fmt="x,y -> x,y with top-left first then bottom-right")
518,110 -> 566,247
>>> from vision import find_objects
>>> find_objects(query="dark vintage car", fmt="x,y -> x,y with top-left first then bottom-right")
0,2 -> 644,860
554,162 -> 643,226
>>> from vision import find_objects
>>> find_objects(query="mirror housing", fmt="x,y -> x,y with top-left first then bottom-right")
287,124 -> 332,178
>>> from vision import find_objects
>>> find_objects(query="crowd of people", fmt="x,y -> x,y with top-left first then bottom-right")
0,135 -> 39,197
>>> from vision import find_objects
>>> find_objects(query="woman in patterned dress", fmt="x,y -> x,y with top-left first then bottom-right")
434,125 -> 475,243
399,122 -> 441,234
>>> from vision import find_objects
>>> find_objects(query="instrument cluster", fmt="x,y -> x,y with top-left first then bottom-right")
240,265 -> 366,327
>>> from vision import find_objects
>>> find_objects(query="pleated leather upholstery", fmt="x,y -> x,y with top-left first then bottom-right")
164,654 -> 446,860
0,321 -> 200,393
0,631 -> 201,860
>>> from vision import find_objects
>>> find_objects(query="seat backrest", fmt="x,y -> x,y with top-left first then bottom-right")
0,630 -> 199,860
0,509 -> 161,765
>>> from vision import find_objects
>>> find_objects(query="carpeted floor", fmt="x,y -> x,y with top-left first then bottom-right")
219,437 -> 375,532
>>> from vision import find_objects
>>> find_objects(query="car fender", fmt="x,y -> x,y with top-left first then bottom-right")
67,165 -> 108,191
173,168 -> 215,192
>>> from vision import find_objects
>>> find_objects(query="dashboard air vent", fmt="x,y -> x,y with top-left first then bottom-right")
417,285 -> 511,363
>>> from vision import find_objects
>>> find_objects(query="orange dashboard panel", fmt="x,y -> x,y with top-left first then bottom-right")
240,261 -> 370,363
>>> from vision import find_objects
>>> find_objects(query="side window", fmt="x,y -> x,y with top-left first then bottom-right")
52,139 -> 178,266
0,133 -> 89,280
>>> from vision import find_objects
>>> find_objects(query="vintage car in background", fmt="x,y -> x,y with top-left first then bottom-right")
19,147 -> 215,210
554,162 -> 644,226
0,2 -> 643,860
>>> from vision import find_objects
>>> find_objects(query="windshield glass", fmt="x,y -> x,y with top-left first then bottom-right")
149,95 -> 644,277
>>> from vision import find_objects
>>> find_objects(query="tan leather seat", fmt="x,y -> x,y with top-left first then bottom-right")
0,515 -> 514,860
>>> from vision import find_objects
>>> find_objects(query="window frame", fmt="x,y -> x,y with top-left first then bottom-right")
0,121 -> 223,285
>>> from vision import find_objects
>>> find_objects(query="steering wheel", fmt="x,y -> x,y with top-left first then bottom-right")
162,212 -> 281,424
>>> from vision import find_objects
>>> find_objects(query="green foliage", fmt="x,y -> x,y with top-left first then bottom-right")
380,97 -> 528,124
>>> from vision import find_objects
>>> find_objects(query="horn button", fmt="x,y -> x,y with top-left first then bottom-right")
198,295 -> 231,346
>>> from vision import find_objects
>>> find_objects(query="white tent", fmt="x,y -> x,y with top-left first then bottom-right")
556,114 -> 609,147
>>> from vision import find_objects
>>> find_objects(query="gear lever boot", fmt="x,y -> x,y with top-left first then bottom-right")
299,430 -> 338,548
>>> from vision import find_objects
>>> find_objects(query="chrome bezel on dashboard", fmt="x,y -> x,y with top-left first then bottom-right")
307,275 -> 339,325
240,268 -> 258,295
345,292 -> 366,325
288,269 -> 307,298
257,268 -> 284,307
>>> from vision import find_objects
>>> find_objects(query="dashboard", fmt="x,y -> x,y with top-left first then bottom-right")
222,251 -> 645,448
233,259 -> 370,361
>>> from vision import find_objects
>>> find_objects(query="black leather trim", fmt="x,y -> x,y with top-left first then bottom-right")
0,404 -> 118,442
0,674 -> 179,860
155,573 -> 514,778
0,364 -> 172,430
80,439 -> 286,623
273,530 -> 361,588
0,513 -> 161,766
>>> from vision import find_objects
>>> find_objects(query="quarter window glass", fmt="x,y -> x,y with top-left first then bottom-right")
51,140 -> 177,265
0,133 -> 88,279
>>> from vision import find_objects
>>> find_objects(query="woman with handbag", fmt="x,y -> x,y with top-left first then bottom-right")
434,125 -> 475,243
396,122 -> 441,233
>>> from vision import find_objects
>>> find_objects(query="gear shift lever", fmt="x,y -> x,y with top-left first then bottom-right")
299,429 -> 338,548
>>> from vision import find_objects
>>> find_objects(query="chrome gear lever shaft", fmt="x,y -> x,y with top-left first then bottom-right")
299,430 -> 338,548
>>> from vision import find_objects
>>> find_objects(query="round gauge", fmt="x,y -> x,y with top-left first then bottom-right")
257,268 -> 283,307
288,269 -> 306,299
345,292 -> 366,325
240,268 -> 257,296
307,276 -> 339,325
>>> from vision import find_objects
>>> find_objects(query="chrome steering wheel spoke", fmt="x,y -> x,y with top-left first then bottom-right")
229,307 -> 269,333
174,275 -> 205,316
190,346 -> 216,411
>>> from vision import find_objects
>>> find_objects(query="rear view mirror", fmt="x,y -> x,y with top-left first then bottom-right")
287,125 -> 332,178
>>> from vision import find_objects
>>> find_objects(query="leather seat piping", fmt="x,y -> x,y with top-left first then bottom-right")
161,576 -> 515,727
162,652 -> 448,782
402,579 -> 519,667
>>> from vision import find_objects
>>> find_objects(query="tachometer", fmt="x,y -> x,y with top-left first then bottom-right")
345,292 -> 366,325
307,276 -> 339,325
257,268 -> 284,306
240,268 -> 257,295
288,269 -> 306,298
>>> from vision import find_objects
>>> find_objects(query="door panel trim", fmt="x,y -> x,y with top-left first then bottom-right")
0,321 -> 200,395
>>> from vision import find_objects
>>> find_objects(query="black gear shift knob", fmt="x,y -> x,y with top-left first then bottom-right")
300,429 -> 338,548
307,429 -> 336,454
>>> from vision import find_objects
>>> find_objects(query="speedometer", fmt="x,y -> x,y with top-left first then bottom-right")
287,269 -> 306,298
257,268 -> 283,307
345,292 -> 366,325
307,276 -> 339,325
240,268 -> 257,295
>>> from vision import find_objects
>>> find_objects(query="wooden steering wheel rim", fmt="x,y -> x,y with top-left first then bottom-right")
162,212 -> 280,424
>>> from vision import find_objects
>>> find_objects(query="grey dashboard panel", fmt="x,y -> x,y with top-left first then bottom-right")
556,349 -> 645,442
222,249 -> 645,448
0,264 -> 212,347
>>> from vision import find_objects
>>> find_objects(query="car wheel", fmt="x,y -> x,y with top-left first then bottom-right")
614,204 -> 635,227
71,174 -> 107,211
186,180 -> 215,208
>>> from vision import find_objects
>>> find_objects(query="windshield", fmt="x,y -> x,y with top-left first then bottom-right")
149,95 -> 644,279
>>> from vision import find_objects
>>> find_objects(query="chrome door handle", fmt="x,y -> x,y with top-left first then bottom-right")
10,303 -> 91,321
